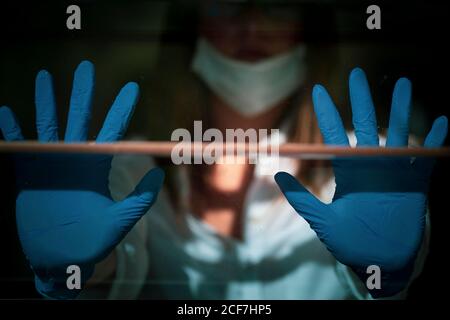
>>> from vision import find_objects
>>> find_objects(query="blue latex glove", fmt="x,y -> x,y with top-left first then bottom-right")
275,68 -> 448,298
0,61 -> 164,299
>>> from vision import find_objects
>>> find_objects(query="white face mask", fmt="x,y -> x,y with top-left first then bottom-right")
191,38 -> 307,117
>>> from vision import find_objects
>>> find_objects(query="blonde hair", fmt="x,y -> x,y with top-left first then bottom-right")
127,41 -> 337,208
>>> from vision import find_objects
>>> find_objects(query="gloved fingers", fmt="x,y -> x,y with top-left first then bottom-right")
274,171 -> 330,229
386,78 -> 412,147
312,84 -> 349,146
349,68 -> 379,146
423,116 -> 448,148
35,70 -> 59,142
0,106 -> 24,141
96,82 -> 139,143
111,167 -> 165,232
415,116 -> 448,172
64,60 -> 95,142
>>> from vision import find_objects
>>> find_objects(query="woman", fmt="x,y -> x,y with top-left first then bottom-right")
0,1 -> 446,299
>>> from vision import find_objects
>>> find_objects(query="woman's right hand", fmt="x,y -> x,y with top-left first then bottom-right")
0,61 -> 164,299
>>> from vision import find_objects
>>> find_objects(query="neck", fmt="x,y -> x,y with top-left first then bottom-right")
209,94 -> 288,131
189,95 -> 290,240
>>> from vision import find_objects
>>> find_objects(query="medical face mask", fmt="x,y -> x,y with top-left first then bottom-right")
191,38 -> 307,117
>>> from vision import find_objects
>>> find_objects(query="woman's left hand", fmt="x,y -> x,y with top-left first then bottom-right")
275,68 -> 448,298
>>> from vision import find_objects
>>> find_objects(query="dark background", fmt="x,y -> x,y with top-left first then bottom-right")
0,0 -> 449,299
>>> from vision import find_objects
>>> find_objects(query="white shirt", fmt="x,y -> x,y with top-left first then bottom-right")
85,132 -> 428,300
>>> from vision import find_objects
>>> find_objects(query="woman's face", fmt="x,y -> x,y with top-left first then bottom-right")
199,2 -> 303,62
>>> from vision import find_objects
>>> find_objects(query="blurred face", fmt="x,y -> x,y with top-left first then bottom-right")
199,1 -> 303,62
